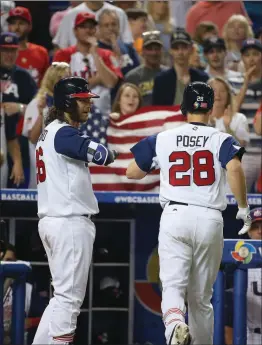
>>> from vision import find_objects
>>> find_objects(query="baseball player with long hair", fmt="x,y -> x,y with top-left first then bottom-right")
33,76 -> 118,345
126,81 -> 252,345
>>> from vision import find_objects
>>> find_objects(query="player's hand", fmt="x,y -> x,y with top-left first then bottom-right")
105,149 -> 119,166
10,162 -> 25,187
236,206 -> 252,235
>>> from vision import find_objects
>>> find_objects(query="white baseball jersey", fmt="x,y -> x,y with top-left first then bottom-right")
36,119 -> 110,218
131,122 -> 245,211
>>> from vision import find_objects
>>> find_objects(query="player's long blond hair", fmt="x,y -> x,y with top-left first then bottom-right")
36,62 -> 70,102
223,15 -> 254,51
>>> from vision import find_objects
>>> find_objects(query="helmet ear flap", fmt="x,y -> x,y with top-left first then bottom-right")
63,95 -> 77,112
64,96 -> 79,122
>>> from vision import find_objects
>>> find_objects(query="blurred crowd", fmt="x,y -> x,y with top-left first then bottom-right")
0,0 -> 261,193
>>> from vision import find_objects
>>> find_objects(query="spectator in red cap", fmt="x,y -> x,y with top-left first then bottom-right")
7,6 -> 49,86
53,12 -> 123,117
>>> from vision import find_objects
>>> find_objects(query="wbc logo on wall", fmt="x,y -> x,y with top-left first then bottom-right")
231,241 -> 257,264
135,247 -> 162,316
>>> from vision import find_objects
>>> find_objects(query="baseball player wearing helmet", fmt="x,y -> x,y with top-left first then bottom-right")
32,77 -> 118,345
126,81 -> 252,345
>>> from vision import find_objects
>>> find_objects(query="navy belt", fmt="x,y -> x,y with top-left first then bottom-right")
169,201 -> 221,212
169,201 -> 188,206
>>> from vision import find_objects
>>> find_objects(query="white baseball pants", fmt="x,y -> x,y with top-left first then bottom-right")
158,203 -> 224,345
32,216 -> 95,345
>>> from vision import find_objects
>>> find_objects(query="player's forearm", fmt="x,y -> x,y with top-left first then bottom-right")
7,139 -> 22,165
55,127 -> 118,165
126,160 -> 147,179
226,158 -> 248,208
92,51 -> 118,88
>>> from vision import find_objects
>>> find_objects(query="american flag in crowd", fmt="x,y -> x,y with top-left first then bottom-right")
80,105 -> 108,146
89,105 -> 185,192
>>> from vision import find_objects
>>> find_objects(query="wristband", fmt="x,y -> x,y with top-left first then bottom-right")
19,104 -> 25,114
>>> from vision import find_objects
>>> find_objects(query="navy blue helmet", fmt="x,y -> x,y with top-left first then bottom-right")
180,81 -> 214,116
53,76 -> 99,112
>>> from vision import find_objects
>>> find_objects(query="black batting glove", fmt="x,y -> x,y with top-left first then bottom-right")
105,150 -> 119,166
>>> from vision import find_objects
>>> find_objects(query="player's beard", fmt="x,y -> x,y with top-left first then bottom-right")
66,107 -> 83,125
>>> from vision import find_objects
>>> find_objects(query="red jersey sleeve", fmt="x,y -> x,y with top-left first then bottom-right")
53,47 -> 75,63
98,48 -> 123,79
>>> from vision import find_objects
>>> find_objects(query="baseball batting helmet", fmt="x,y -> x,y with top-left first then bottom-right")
53,76 -> 99,112
180,81 -> 214,116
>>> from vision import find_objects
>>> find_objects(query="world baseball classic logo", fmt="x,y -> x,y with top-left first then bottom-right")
231,241 -> 256,264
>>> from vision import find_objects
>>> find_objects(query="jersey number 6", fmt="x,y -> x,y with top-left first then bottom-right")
36,147 -> 46,184
169,150 -> 215,187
